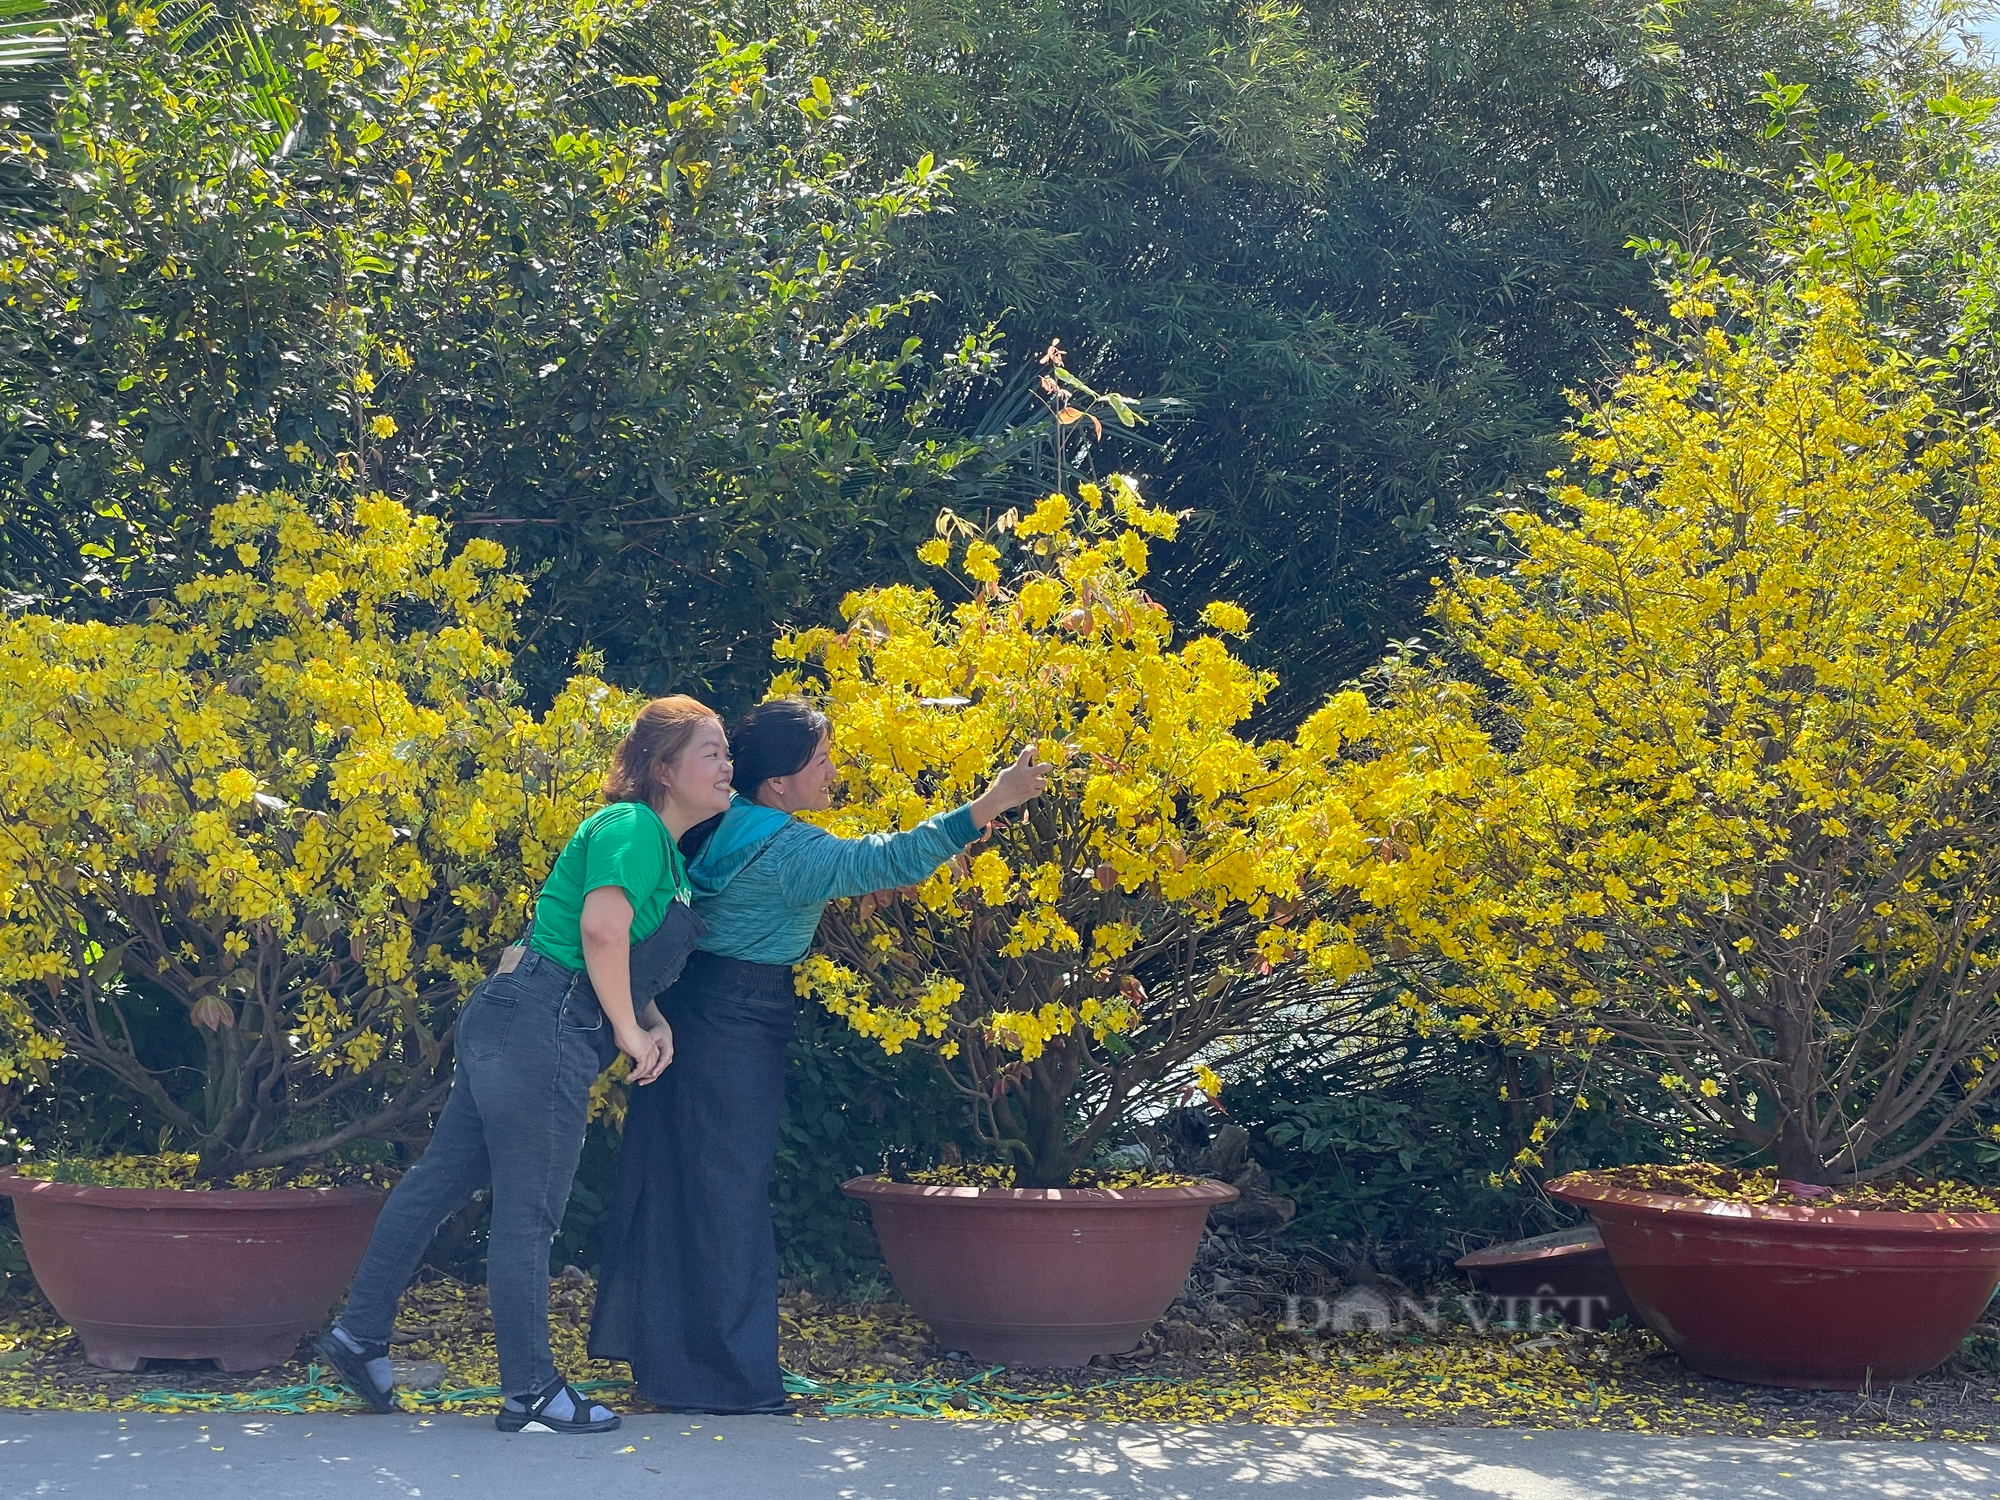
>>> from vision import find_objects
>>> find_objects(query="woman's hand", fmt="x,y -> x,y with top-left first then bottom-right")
581,885 -> 662,1082
615,1022 -> 665,1083
969,746 -> 1053,826
632,1017 -> 675,1085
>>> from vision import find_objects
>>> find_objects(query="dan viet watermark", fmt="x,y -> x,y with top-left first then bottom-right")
1280,1284 -> 1617,1335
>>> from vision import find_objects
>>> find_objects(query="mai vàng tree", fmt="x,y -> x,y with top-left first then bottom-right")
0,495 -> 632,1175
1399,279 -> 2000,1185
783,479 -> 1457,1187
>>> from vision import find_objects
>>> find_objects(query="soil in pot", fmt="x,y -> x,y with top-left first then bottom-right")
1550,1165 -> 2000,1389
0,1160 -> 387,1372
843,1174 -> 1238,1367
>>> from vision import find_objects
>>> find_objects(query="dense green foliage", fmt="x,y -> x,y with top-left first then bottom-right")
1229,1034 -> 1675,1276
0,0 -> 985,704
849,0 -> 1979,708
5,0 -> 1986,713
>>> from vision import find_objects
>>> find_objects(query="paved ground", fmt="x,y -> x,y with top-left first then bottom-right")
3,1412 -> 2000,1498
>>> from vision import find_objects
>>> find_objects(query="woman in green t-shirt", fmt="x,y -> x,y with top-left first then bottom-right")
316,695 -> 734,1435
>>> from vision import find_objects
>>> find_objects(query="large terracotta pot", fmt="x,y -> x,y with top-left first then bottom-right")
1549,1171 -> 2000,1388
842,1176 -> 1237,1367
1454,1223 -> 1639,1329
0,1168 -> 385,1372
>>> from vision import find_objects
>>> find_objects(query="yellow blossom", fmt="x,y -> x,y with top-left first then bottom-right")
962,539 -> 1001,585
214,768 -> 258,807
784,474 -> 1437,1185
0,492 -> 631,1169
1383,278 -> 2000,1181
1200,601 -> 1250,634
1014,494 -> 1071,538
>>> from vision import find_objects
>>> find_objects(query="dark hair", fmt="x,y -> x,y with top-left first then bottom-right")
602,695 -> 722,806
730,696 -> 830,796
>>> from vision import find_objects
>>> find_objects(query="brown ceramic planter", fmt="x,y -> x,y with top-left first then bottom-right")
0,1168 -> 384,1372
842,1176 -> 1238,1367
1549,1172 -> 2000,1388
1454,1223 -> 1639,1329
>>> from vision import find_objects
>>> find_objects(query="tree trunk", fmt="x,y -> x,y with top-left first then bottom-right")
1016,1084 -> 1073,1187
1770,1115 -> 1829,1184
1770,994 -> 1828,1183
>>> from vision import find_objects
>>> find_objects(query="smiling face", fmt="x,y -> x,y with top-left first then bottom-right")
656,718 -> 735,831
755,732 -> 836,814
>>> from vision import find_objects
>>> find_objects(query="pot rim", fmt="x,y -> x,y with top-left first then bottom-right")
1454,1222 -> 1603,1270
0,1166 -> 387,1211
840,1174 -> 1240,1207
1547,1170 -> 2000,1232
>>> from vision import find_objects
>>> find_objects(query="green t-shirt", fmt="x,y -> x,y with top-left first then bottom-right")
530,802 -> 689,970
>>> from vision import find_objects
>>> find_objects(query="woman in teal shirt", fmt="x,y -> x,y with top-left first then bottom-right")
590,697 -> 1047,1412
319,696 -> 734,1434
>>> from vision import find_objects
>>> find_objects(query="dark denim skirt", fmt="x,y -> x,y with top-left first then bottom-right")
588,949 -> 796,1412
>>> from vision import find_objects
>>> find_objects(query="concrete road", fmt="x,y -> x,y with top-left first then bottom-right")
3,1411 -> 1999,1498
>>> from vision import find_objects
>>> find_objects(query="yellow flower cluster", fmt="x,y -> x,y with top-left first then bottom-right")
0,492 -> 633,1169
1584,1163 -> 2000,1213
13,1151 -> 397,1192
779,475 -> 1449,1184
896,1161 -> 1202,1190
1377,282 -> 2000,1178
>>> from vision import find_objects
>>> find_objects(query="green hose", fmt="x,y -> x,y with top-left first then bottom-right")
783,1364 -> 1054,1416
133,1368 -> 633,1415
131,1363 -> 1252,1418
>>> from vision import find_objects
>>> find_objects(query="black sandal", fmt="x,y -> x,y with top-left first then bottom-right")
495,1376 -> 622,1434
311,1330 -> 395,1414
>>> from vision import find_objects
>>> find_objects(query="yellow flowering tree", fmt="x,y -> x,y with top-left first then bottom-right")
781,477 -> 1448,1187
0,495 -> 632,1177
1391,276 -> 2000,1185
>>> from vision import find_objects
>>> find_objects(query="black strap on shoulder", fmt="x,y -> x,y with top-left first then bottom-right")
678,811 -> 724,860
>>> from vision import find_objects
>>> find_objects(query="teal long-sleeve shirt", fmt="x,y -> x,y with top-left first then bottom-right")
686,794 -> 981,965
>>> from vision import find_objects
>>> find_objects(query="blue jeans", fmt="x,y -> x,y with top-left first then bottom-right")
339,950 -> 612,1398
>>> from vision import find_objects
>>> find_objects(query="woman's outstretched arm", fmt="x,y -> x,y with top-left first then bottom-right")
776,748 -> 1051,903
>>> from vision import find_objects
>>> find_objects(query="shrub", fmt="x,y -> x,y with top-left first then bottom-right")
0,0 -> 980,703
769,1001 -> 968,1287
0,493 -> 631,1176
1231,1028 -> 1677,1276
1392,261 -> 2000,1185
780,473 -> 1451,1187
855,0 -> 1950,709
